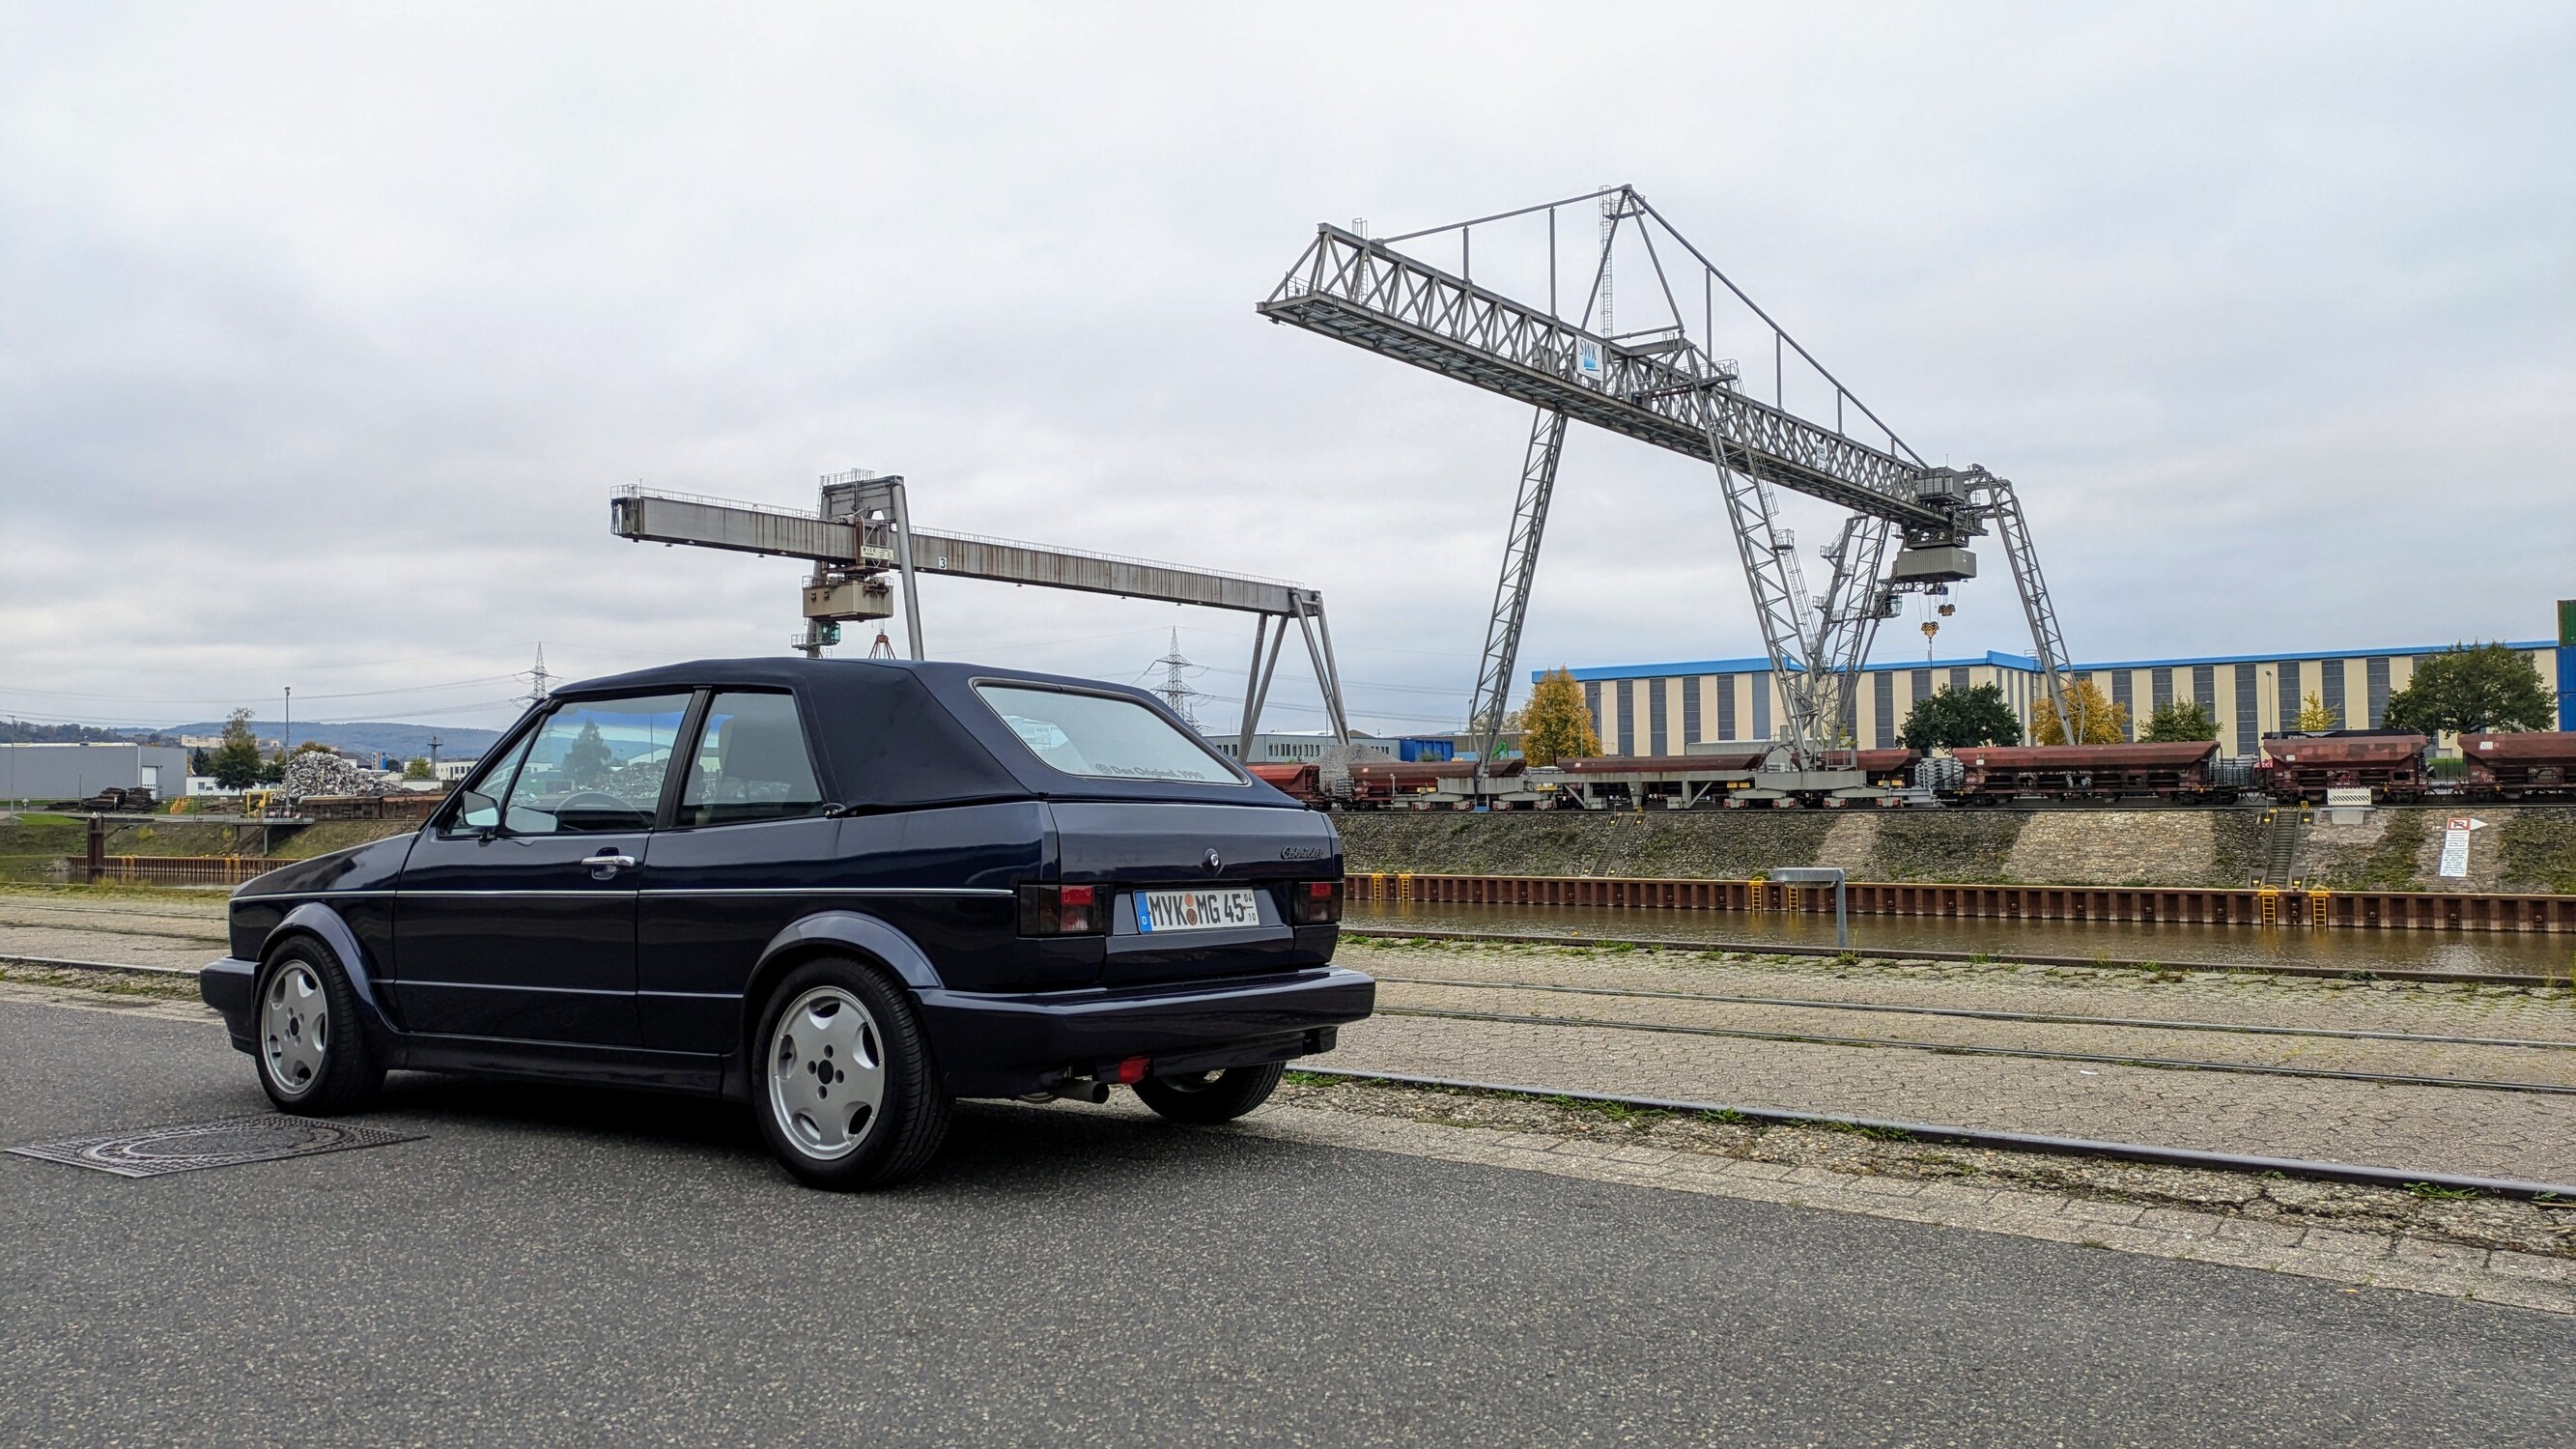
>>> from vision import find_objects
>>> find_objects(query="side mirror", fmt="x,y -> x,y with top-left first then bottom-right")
451,788 -> 501,835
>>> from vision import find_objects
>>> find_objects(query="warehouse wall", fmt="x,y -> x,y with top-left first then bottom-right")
0,743 -> 190,800
1561,642 -> 2559,756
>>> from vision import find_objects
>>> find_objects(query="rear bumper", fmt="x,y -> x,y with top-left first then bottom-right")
917,965 -> 1375,1098
201,957 -> 259,1052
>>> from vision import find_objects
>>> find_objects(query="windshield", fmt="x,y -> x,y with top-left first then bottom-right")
974,684 -> 1242,784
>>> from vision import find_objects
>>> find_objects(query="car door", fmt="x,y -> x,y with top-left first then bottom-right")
393,691 -> 696,1047
637,689 -> 846,1054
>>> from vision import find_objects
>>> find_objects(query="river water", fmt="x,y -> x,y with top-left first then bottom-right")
1346,900 -> 2576,980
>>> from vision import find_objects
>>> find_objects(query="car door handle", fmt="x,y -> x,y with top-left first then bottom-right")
584,852 -> 638,879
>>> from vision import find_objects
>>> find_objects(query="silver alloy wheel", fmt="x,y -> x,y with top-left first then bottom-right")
260,962 -> 328,1097
767,984 -> 890,1161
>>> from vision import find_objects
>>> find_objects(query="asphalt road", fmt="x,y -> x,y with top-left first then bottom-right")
2,997 -> 2568,1447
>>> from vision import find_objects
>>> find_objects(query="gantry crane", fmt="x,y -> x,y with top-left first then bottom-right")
1260,185 -> 2084,798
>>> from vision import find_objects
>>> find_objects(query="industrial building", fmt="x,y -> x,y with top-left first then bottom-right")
1212,732 -> 1456,764
1553,639 -> 2566,758
0,742 -> 192,802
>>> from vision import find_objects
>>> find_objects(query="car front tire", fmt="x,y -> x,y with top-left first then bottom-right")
1133,1062 -> 1285,1125
753,956 -> 951,1190
255,940 -> 382,1116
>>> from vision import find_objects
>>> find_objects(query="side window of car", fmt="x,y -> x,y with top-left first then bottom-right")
677,692 -> 827,828
497,693 -> 696,835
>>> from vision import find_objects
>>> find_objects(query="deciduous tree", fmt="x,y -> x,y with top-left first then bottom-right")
1898,683 -> 2023,751
2029,680 -> 2128,746
2383,643 -> 2555,736
207,708 -> 266,790
1516,668 -> 1601,766
2141,697 -> 2220,743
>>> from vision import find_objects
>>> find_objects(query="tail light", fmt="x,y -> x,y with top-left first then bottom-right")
1288,878 -> 1344,925
1017,883 -> 1105,936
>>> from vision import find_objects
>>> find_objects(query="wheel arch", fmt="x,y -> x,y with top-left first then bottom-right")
731,911 -> 946,1087
262,901 -> 400,1055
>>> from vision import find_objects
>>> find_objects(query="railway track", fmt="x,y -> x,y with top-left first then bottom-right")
1373,974 -> 2576,1052
1372,1000 -> 2576,1096
1288,1065 -> 2576,1201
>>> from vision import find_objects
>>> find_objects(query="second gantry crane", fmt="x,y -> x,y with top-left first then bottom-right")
1259,185 -> 2086,801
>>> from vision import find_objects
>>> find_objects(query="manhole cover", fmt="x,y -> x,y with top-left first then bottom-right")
9,1114 -> 422,1178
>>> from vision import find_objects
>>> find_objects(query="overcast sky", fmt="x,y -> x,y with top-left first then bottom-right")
4,3 -> 2568,740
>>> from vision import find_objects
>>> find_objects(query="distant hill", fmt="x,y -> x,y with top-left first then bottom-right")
161,721 -> 506,762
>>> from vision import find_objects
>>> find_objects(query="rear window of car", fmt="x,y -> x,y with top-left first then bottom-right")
974,684 -> 1242,784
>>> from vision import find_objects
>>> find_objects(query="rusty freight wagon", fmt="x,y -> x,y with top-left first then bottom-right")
1246,762 -> 1325,807
1955,740 -> 2229,804
2257,731 -> 2430,803
2461,731 -> 2576,800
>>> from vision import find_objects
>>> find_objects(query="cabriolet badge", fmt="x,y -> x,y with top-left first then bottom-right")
1279,845 -> 1327,861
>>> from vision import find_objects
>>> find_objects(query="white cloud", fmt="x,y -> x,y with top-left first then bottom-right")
3,2 -> 2568,735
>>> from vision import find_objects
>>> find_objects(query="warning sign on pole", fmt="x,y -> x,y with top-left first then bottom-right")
2439,817 -> 2487,878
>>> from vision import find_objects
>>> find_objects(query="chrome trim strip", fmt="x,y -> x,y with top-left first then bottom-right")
637,887 -> 1012,898
395,890 -> 639,898
398,980 -> 631,997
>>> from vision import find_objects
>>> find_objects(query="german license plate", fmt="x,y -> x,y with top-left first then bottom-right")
1134,888 -> 1260,933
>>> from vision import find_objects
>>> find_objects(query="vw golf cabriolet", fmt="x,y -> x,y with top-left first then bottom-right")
199,659 -> 1373,1188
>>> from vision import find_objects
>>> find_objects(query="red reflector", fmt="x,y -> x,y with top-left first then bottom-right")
1117,1056 -> 1149,1085
1306,881 -> 1332,897
1061,885 -> 1095,906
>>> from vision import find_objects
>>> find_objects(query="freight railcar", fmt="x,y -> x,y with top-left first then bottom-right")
1246,762 -> 1325,807
1343,757 -> 1534,809
2460,732 -> 2576,800
2256,730 -> 2431,804
1954,740 -> 2231,804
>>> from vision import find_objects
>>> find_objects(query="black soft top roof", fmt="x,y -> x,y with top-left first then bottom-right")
551,657 -> 1295,811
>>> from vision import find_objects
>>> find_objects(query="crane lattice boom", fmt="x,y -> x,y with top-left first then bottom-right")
1259,185 -> 2087,771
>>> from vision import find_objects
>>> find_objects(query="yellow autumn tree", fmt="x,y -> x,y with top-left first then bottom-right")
2294,692 -> 2341,733
2029,679 -> 2129,746
1516,668 -> 1602,765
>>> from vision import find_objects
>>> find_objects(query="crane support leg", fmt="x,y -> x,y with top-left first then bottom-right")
1464,408 -> 1570,764
1805,515 -> 1899,753
1977,476 -> 2082,743
1707,443 -> 1829,759
1236,615 -> 1278,758
1289,592 -> 1351,746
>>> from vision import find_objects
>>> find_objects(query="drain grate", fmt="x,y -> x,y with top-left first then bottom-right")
9,1114 -> 422,1178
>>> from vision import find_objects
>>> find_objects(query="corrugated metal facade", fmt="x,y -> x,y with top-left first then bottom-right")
1545,642 -> 2562,754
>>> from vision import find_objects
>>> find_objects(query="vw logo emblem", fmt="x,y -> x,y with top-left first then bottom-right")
1203,849 -> 1223,873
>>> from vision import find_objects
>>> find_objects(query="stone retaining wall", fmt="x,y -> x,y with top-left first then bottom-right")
1339,807 -> 2301,892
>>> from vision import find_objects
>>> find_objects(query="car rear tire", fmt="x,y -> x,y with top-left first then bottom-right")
255,940 -> 382,1116
1133,1062 -> 1285,1125
753,956 -> 951,1190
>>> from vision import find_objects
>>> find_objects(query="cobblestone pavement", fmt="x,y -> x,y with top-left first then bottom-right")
1340,940 -> 2576,1184
1231,1105 -> 2576,1317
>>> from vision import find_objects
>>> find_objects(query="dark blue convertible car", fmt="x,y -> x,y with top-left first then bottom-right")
199,659 -> 1374,1188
